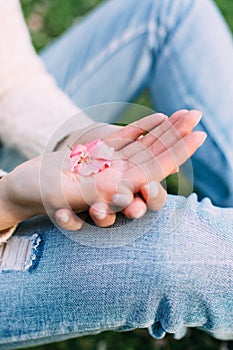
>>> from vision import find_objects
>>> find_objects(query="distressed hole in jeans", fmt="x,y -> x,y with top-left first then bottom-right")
0,234 -> 42,272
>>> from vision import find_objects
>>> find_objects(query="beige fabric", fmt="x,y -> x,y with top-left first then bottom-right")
0,0 -> 93,159
0,1 -> 96,241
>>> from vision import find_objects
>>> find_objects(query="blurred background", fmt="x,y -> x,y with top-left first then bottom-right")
19,0 -> 233,349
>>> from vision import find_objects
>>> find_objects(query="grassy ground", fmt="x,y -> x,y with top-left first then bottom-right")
19,1 -> 233,349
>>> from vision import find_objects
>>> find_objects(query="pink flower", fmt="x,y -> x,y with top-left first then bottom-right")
70,139 -> 114,176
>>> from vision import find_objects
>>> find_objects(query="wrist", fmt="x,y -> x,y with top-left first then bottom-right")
0,175 -> 20,230
0,171 -> 37,230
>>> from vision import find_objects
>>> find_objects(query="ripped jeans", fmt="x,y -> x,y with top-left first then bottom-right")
1,0 -> 233,348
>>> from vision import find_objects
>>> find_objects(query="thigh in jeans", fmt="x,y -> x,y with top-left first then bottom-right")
1,194 -> 233,349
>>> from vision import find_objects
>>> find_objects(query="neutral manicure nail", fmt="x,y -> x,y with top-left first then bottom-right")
195,131 -> 207,145
134,207 -> 147,219
193,112 -> 203,128
146,181 -> 159,199
112,193 -> 132,207
57,211 -> 69,224
93,208 -> 107,221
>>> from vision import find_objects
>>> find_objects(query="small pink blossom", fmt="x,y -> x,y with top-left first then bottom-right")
70,139 -> 114,176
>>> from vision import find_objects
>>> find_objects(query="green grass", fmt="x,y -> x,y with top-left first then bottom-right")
215,0 -> 233,31
21,0 -> 103,51
19,1 -> 233,349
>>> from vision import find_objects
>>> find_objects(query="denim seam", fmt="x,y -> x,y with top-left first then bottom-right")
1,322 -> 230,347
0,322 -> 125,344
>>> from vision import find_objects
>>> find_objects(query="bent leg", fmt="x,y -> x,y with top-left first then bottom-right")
1,194 -> 233,349
148,0 -> 233,207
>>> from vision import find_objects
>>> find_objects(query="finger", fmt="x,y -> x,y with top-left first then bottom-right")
55,208 -> 84,231
141,181 -> 167,211
129,110 -> 202,166
125,131 -> 207,192
121,110 -> 202,161
120,109 -> 189,158
170,167 -> 179,175
156,131 -> 207,179
89,202 -> 116,227
122,196 -> 147,219
104,113 -> 167,150
140,109 -> 202,153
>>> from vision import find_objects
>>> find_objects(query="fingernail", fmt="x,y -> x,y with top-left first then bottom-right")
57,211 -> 69,224
112,193 -> 132,207
193,111 -> 203,128
156,113 -> 168,120
93,208 -> 107,221
195,131 -> 207,145
145,181 -> 159,199
134,206 -> 147,219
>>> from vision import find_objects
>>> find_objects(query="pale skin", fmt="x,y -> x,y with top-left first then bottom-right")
0,109 -> 206,232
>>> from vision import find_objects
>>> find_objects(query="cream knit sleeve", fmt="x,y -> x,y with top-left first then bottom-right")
0,0 -> 93,159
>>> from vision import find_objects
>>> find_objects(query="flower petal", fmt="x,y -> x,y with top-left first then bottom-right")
86,139 -> 102,153
70,140 -> 114,176
78,162 -> 99,176
70,154 -> 82,171
70,144 -> 87,158
89,142 -> 114,160
78,159 -> 111,176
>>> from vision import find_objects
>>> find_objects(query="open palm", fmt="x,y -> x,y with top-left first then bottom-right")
5,110 -> 205,230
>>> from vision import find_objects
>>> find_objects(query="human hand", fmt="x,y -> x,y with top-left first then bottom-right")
0,109 -> 205,231
55,117 -> 167,228
54,109 -> 206,230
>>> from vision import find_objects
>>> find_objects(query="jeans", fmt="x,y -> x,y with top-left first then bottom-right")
1,0 -> 233,348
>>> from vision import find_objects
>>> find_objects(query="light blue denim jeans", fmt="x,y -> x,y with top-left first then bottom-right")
1,0 -> 233,348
